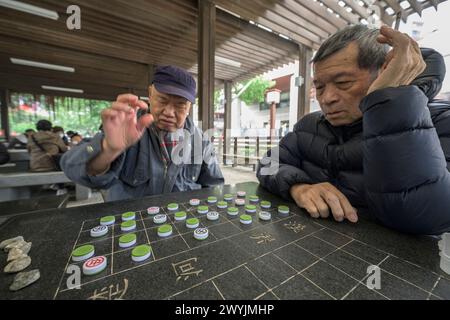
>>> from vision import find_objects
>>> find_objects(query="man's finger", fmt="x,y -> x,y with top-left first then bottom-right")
137,113 -> 154,132
322,184 -> 358,223
133,100 -> 150,110
302,199 -> 320,219
337,195 -> 358,223
320,191 -> 345,222
101,109 -> 120,120
116,94 -> 139,104
111,102 -> 134,114
410,38 -> 421,56
116,94 -> 148,111
379,25 -> 410,48
379,50 -> 395,72
311,196 -> 330,219
377,34 -> 393,46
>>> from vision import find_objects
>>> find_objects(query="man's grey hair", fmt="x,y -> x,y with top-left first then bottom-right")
312,25 -> 389,72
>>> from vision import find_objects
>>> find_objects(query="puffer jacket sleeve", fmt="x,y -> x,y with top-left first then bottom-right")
257,126 -> 314,200
431,106 -> 450,171
361,86 -> 450,235
411,48 -> 446,100
60,133 -> 126,189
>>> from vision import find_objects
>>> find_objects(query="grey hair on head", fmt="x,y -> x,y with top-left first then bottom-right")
312,25 -> 389,72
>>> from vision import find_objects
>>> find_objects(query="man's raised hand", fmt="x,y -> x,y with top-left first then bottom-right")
101,94 -> 154,156
367,25 -> 426,95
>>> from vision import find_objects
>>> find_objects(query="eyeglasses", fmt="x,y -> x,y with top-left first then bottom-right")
154,98 -> 189,115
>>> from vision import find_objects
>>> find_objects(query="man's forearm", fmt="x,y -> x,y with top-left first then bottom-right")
87,138 -> 123,176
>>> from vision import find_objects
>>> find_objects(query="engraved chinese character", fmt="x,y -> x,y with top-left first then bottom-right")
284,221 -> 306,233
88,278 -> 129,300
172,258 -> 203,282
250,233 -> 276,244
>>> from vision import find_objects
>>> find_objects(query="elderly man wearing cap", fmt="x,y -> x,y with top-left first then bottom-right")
61,65 -> 224,202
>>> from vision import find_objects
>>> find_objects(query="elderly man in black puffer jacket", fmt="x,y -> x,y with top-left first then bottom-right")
257,25 -> 450,235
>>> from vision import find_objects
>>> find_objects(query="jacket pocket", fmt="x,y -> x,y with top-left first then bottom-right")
119,150 -> 150,187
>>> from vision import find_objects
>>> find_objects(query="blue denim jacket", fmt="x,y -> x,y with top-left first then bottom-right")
60,118 -> 224,201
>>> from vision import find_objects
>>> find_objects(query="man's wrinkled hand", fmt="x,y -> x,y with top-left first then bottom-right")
367,25 -> 426,95
101,94 -> 153,155
290,183 -> 358,223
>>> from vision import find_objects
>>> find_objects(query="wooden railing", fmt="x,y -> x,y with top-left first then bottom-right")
212,136 -> 280,170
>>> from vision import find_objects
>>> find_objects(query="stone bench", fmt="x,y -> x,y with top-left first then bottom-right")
0,163 -> 17,174
0,171 -> 91,202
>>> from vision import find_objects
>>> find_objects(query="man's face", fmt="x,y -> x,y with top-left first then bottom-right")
313,42 -> 379,126
148,86 -> 191,132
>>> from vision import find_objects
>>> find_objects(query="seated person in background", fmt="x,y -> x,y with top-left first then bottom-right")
257,25 -> 450,235
28,120 -> 68,172
52,126 -> 70,146
8,129 -> 35,149
70,133 -> 83,147
61,65 -> 224,202
66,130 -> 75,139
0,143 -> 10,165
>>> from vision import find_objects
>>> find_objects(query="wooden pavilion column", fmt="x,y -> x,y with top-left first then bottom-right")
0,88 -> 11,141
223,80 -> 232,165
297,44 -> 313,119
198,0 -> 215,131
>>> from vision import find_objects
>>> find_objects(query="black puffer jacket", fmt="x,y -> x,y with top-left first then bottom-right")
257,48 -> 450,235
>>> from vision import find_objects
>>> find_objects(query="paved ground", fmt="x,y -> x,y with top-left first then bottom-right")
220,165 -> 258,185
66,191 -> 104,208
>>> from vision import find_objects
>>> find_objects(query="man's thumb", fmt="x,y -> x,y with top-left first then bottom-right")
137,113 -> 154,132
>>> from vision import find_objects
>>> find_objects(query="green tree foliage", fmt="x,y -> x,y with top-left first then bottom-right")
214,89 -> 224,111
235,77 -> 275,105
212,77 -> 275,111
8,93 -> 109,137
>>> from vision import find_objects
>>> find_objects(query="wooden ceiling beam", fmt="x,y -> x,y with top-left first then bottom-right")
320,0 -> 360,24
294,0 -> 348,29
257,0 -> 330,39
215,0 -> 316,47
407,0 -> 424,16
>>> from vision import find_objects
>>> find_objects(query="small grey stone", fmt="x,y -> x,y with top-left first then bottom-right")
18,242 -> 32,255
4,256 -> 31,273
7,248 -> 27,262
0,236 -> 24,250
4,240 -> 26,252
9,269 -> 40,291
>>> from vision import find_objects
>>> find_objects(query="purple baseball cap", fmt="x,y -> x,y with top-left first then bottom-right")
152,65 -> 197,103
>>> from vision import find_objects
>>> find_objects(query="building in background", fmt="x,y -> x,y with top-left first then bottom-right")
400,1 -> 450,98
211,61 -> 318,139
